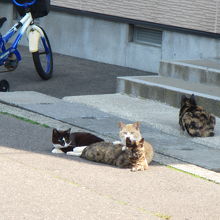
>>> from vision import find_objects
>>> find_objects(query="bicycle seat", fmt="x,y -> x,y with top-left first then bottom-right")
0,17 -> 7,28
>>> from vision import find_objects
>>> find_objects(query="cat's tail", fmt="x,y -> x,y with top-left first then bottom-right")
66,146 -> 87,156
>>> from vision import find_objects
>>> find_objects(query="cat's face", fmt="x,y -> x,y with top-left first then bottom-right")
52,128 -> 71,148
181,94 -> 197,108
126,137 -> 144,159
119,122 -> 142,145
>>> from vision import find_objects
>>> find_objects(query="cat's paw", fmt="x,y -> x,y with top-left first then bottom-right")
66,151 -> 82,156
121,146 -> 127,151
66,151 -> 74,155
113,141 -> 121,145
73,146 -> 87,152
139,166 -> 146,171
137,166 -> 147,171
51,148 -> 64,154
131,167 -> 138,172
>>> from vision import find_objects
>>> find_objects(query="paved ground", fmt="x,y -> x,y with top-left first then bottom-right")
1,106 -> 220,220
1,91 -> 220,179
0,48 -> 220,219
0,46 -> 153,98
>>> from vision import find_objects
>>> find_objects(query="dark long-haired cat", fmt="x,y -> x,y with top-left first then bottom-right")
52,128 -> 104,153
126,138 -> 148,171
179,94 -> 216,137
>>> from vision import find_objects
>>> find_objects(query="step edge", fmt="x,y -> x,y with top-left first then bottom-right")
161,60 -> 220,73
118,76 -> 220,101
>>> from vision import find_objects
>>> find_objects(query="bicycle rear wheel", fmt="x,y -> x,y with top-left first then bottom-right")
32,27 -> 53,80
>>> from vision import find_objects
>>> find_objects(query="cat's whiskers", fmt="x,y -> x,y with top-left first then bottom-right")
53,142 -> 71,149
63,141 -> 71,148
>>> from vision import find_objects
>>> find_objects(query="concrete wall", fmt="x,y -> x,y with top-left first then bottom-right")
1,3 -> 220,73
52,0 -> 220,34
41,10 -> 161,73
162,31 -> 220,61
0,2 -> 13,35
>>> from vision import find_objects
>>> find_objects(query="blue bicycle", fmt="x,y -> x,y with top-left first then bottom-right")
0,0 -> 53,91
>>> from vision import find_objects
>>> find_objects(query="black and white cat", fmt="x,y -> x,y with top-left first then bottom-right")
52,128 -> 104,154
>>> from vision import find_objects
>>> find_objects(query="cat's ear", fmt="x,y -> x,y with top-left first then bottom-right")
52,128 -> 59,136
133,121 -> 140,130
181,95 -> 187,102
138,138 -> 144,147
118,122 -> 125,129
180,95 -> 187,107
190,94 -> 196,105
140,138 -> 144,144
66,128 -> 71,134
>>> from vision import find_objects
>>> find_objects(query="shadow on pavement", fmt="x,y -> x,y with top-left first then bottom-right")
0,112 -> 163,169
0,46 -> 155,98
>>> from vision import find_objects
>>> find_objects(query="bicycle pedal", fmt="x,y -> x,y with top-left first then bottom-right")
4,59 -> 18,71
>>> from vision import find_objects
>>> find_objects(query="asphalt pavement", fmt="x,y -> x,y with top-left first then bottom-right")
0,46 -> 152,98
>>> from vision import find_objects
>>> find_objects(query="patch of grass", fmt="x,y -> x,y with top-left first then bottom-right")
139,208 -> 172,220
167,165 -> 219,185
0,111 -> 50,128
154,212 -> 172,220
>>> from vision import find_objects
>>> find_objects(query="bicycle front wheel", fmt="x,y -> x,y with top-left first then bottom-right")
32,27 -> 53,80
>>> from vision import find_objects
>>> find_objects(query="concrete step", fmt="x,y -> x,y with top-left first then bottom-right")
117,75 -> 220,117
159,59 -> 220,86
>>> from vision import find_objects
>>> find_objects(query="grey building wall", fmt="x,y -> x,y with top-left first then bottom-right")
162,31 -> 220,60
0,2 -> 13,34
52,0 -> 220,34
41,10 -> 162,72
1,3 -> 220,73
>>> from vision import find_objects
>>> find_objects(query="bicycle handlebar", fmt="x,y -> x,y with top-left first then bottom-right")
12,0 -> 37,7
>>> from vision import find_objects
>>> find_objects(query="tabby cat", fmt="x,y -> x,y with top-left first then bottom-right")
179,94 -> 216,137
67,141 -> 131,168
126,138 -> 148,171
52,128 -> 104,153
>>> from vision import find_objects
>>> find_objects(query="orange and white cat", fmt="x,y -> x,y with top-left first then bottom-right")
114,121 -> 154,166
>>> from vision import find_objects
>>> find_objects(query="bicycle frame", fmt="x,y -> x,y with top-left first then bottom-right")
0,12 -> 33,66
0,0 -> 52,82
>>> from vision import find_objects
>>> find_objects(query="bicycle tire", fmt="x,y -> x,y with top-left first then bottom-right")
32,27 -> 53,80
0,79 -> 9,92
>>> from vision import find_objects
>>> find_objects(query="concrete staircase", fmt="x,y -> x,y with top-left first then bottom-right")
117,58 -> 220,117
